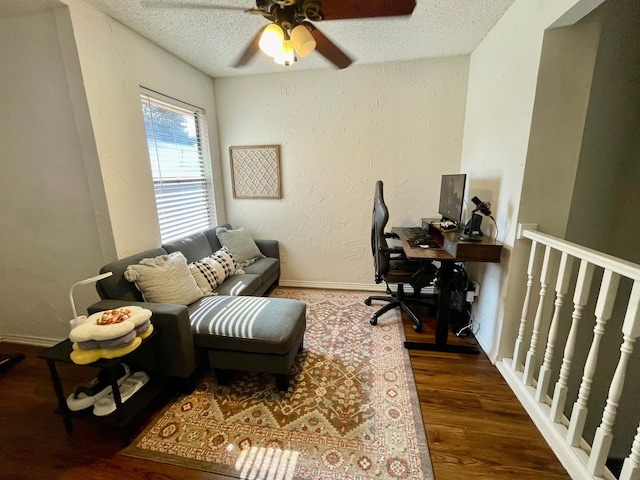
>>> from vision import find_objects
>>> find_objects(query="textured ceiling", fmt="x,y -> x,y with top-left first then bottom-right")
82,0 -> 516,77
3,0 -> 516,78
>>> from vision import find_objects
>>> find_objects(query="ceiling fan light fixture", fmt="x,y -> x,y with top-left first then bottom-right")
291,24 -> 316,58
258,23 -> 285,57
274,39 -> 296,66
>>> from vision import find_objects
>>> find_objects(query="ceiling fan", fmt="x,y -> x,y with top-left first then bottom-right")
144,0 -> 417,69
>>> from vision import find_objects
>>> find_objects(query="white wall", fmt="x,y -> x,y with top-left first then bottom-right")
214,58 -> 469,288
566,0 -> 640,260
460,0 -> 605,359
0,0 -> 224,343
0,8 -> 106,343
62,0 -> 223,259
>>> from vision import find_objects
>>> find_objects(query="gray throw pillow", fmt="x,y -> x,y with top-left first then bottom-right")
215,227 -> 264,267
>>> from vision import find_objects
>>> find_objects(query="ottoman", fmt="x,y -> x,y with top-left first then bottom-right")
188,295 -> 306,391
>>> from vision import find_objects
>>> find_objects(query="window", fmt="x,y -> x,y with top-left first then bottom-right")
140,90 -> 216,243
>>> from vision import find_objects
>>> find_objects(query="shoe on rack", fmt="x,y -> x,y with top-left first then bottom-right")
93,371 -> 150,417
66,364 -> 131,411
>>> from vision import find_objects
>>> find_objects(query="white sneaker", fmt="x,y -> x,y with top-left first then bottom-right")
66,364 -> 130,411
93,371 -> 150,416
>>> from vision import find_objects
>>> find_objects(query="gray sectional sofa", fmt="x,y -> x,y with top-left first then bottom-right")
87,224 -> 296,386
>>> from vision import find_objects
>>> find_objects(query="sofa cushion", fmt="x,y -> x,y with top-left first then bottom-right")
211,274 -> 262,296
189,296 -> 306,355
97,248 -> 168,301
242,257 -> 279,281
216,226 -> 264,268
124,252 -> 204,305
163,232 -> 213,264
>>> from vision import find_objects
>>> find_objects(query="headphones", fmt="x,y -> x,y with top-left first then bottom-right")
435,263 -> 469,292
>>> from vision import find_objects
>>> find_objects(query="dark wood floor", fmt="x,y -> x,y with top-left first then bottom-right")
0,308 -> 569,480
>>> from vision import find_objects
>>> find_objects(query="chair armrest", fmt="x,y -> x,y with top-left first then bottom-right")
87,299 -> 198,379
381,246 -> 405,255
255,239 -> 280,260
382,245 -> 407,260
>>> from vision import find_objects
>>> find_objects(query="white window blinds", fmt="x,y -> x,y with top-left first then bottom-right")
140,91 -> 216,243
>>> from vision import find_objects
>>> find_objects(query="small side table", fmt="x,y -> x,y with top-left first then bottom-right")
38,333 -> 165,439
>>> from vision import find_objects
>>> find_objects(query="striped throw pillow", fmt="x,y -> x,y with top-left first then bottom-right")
189,246 -> 241,295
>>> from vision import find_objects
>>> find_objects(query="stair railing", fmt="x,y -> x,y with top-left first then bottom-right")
497,227 -> 640,480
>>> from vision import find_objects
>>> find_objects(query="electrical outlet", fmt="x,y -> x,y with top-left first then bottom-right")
466,281 -> 480,303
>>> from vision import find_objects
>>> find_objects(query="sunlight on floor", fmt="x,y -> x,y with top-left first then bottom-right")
232,444 -> 300,480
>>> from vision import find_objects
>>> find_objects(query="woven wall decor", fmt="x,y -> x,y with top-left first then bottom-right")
229,145 -> 281,199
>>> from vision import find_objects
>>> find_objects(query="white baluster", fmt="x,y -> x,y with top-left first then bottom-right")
524,246 -> 553,386
550,260 -> 595,422
620,423 -> 640,480
589,281 -> 640,476
536,253 -> 574,403
567,269 -> 620,447
513,240 -> 539,371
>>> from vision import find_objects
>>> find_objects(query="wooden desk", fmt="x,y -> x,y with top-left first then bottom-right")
393,223 -> 502,354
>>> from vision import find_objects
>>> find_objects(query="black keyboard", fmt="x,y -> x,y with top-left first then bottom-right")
406,227 -> 428,237
403,227 -> 441,249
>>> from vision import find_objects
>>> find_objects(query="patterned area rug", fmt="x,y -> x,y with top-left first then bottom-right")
123,288 -> 433,479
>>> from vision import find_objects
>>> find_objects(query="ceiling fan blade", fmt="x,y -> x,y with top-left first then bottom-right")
307,25 -> 352,69
319,0 -> 416,20
234,26 -> 266,68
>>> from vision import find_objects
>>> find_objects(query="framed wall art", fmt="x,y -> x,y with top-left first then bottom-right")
229,145 -> 282,199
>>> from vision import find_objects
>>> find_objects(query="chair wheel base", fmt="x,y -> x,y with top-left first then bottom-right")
364,298 -> 372,306
370,317 -> 378,326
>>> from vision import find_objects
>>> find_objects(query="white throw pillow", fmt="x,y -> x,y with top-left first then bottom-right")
124,252 -> 203,304
215,226 -> 264,268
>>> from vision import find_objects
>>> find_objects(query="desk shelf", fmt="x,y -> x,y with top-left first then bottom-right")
426,221 -> 502,263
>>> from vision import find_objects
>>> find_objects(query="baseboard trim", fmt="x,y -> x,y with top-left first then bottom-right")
277,280 -> 438,296
278,280 -> 385,291
1,334 -> 61,348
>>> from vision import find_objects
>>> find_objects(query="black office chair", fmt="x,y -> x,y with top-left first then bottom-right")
365,180 -> 437,332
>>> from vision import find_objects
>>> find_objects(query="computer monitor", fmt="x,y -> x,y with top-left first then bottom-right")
438,174 -> 466,224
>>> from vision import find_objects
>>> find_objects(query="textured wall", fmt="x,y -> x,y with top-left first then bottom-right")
64,0 -> 222,259
461,0 -> 606,359
0,1 -> 223,343
0,9 -> 106,341
214,57 -> 469,288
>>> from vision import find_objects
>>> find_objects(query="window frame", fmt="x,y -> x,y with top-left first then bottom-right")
140,88 -> 217,243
